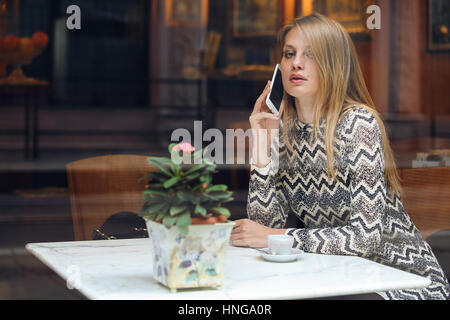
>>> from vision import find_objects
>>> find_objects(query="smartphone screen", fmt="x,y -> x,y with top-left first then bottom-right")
266,65 -> 284,115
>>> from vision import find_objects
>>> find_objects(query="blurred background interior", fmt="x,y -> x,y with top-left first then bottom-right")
0,0 -> 449,299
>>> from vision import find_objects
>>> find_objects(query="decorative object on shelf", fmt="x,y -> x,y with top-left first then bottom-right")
0,0 -> 49,84
181,30 -> 222,78
201,30 -> 222,71
221,64 -> 273,78
165,0 -> 209,27
232,0 -> 282,38
0,31 -> 49,84
413,149 -> 450,168
313,0 -> 371,39
428,0 -> 449,52
139,142 -> 235,292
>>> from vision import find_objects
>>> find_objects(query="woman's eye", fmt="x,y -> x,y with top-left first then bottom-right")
283,51 -> 295,58
305,50 -> 313,59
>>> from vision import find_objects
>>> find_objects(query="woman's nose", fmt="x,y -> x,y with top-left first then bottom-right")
292,55 -> 304,70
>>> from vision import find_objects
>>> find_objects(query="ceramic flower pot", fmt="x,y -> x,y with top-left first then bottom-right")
145,219 -> 235,292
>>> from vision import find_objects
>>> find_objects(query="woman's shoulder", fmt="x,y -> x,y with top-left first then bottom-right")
337,104 -> 380,135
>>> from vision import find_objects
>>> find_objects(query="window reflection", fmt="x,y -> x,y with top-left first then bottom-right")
0,0 -> 448,299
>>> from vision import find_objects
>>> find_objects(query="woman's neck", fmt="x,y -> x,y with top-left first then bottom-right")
294,97 -> 315,124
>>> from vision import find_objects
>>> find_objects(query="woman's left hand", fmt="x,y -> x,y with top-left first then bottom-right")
230,219 -> 286,248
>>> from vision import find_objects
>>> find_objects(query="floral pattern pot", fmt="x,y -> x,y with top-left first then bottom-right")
145,220 -> 235,292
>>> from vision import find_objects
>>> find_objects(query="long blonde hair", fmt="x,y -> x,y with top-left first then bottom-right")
278,13 -> 401,195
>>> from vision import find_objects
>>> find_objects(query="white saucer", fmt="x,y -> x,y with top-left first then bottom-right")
258,248 -> 303,262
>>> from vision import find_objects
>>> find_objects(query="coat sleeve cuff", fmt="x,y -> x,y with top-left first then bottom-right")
250,160 -> 271,176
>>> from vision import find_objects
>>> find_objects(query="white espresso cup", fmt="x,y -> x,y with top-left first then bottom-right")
267,235 -> 294,255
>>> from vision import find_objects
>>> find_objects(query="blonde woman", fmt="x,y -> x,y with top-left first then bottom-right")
230,13 -> 450,300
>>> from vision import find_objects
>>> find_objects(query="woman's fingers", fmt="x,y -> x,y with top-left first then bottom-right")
231,224 -> 241,235
229,219 -> 270,248
230,228 -> 250,247
229,231 -> 243,241
231,239 -> 249,247
250,112 -> 279,123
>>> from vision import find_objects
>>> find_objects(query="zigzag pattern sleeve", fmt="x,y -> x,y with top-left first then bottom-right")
247,135 -> 290,228
287,112 -> 385,257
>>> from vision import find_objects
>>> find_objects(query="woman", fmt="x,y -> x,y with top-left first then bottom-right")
230,13 -> 450,300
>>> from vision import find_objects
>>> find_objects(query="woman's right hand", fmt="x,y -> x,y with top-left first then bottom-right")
249,80 -> 284,168
249,80 -> 283,131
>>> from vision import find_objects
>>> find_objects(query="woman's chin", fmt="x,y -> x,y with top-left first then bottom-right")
286,88 -> 311,99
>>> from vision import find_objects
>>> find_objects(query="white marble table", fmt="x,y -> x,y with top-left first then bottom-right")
25,238 -> 430,300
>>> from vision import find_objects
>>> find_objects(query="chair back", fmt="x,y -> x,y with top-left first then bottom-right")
398,166 -> 450,238
66,155 -> 156,241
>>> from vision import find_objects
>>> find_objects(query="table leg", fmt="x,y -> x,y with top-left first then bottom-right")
24,93 -> 30,160
32,88 -> 39,159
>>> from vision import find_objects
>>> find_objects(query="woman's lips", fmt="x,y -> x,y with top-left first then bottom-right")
289,78 -> 307,85
289,74 -> 307,85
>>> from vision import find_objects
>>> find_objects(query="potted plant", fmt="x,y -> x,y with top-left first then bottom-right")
139,142 -> 235,292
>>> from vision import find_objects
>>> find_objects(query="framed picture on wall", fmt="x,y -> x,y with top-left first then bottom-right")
232,0 -> 283,38
428,0 -> 450,52
165,0 -> 209,27
313,0 -> 371,39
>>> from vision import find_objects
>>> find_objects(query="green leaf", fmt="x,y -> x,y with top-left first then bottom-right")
199,175 -> 212,184
176,212 -> 191,228
176,191 -> 198,204
191,147 -> 206,162
162,215 -> 178,228
143,190 -> 166,199
176,212 -> 191,235
173,164 -> 180,176
163,176 -> 181,189
176,190 -> 191,201
155,211 -> 166,222
183,172 -> 203,182
205,184 -> 228,192
147,158 -> 173,177
145,202 -> 168,214
178,226 -> 188,235
146,183 -> 164,190
207,191 -> 233,200
139,209 -> 157,221
147,172 -> 168,181
184,163 -> 206,176
170,204 -> 188,216
191,184 -> 204,192
194,204 -> 207,216
168,143 -> 178,153
210,207 -> 230,218
205,194 -> 224,201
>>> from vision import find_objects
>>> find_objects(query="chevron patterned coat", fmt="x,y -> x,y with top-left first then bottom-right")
247,107 -> 450,300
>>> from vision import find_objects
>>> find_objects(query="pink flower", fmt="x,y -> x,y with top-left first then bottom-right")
172,142 -> 195,153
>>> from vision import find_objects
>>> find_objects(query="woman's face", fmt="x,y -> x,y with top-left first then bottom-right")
280,27 -> 319,102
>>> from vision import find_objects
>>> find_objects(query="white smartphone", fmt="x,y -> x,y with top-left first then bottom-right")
265,64 -> 284,116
